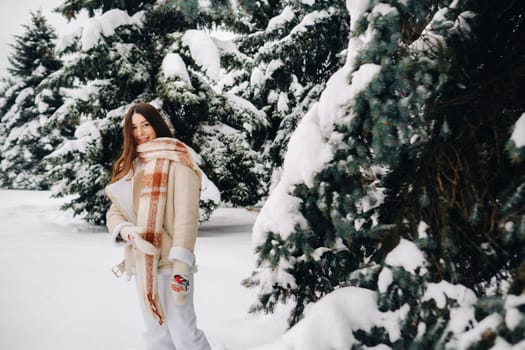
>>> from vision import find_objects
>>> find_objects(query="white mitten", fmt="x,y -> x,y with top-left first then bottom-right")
120,225 -> 145,242
171,260 -> 191,305
120,226 -> 159,256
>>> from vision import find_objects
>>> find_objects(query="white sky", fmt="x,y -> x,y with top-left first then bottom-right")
0,0 -> 87,77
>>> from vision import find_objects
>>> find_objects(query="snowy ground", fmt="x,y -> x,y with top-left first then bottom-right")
0,190 -> 289,350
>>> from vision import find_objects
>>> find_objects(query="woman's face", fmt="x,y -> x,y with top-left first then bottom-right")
131,113 -> 157,145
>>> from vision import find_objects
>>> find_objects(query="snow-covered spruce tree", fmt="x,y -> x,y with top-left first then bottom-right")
156,26 -> 270,206
46,0 -> 267,222
348,0 -> 525,344
368,2 -> 525,346
144,0 -> 273,206
248,0 -> 525,347
42,7 -> 152,224
418,0 -> 525,347
233,0 -> 349,190
0,10 -> 62,189
43,1 -> 159,224
244,0 -> 477,326
44,80 -> 117,224
349,0 -> 525,347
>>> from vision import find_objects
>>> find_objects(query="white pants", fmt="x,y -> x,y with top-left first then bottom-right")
136,274 -> 211,350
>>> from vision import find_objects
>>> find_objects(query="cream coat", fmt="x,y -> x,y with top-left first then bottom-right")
106,161 -> 201,275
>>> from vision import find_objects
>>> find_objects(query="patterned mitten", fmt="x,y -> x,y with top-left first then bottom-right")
171,260 -> 191,305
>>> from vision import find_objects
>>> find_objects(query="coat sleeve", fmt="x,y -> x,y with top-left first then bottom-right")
167,163 -> 201,265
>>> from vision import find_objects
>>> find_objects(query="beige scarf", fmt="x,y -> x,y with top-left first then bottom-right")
135,137 -> 199,325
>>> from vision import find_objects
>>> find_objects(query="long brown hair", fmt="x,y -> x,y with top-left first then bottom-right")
110,103 -> 174,183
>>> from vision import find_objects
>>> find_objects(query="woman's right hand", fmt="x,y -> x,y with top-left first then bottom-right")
120,226 -> 159,256
120,225 -> 145,242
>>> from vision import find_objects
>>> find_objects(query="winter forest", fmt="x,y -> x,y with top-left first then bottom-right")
1,0 -> 525,348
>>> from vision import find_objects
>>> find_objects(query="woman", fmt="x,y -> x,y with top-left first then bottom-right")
105,102 -> 211,350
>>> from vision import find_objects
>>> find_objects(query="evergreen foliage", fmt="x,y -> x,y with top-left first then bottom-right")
247,0 -> 459,325
247,0 -> 525,347
0,0 -> 350,220
35,0 -> 268,222
236,0 -> 350,187
0,11 -> 63,189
